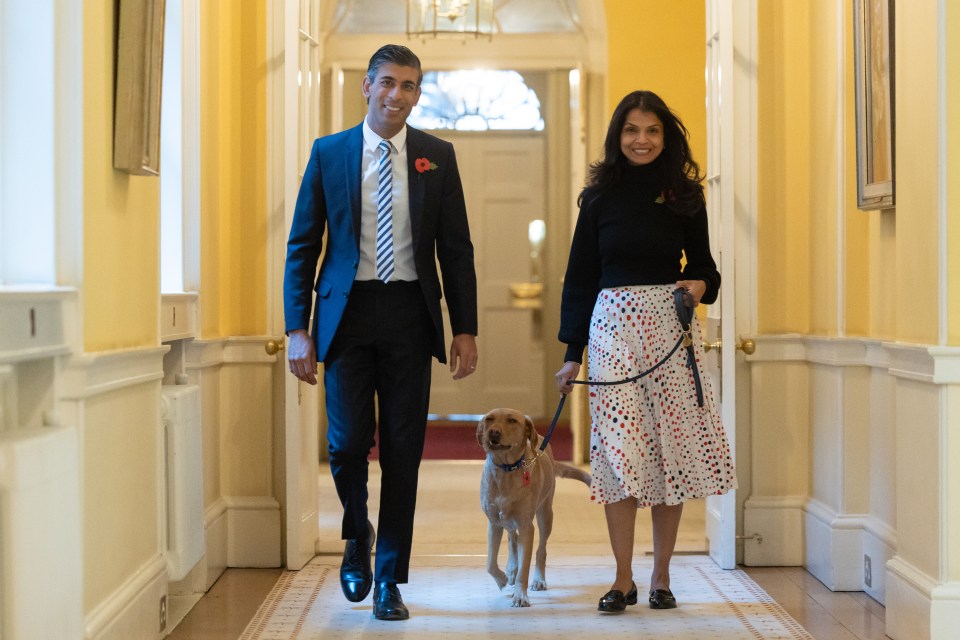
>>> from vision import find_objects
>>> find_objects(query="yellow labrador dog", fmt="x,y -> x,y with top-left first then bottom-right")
477,408 -> 591,607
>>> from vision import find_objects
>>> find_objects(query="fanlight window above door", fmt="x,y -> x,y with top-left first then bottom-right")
409,70 -> 544,131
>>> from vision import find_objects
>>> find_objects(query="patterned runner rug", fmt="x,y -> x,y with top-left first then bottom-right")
240,556 -> 813,639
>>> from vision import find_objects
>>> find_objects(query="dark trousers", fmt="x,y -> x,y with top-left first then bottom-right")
323,280 -> 433,584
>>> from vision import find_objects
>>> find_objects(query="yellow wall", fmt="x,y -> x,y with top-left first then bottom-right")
603,0 -> 705,171
950,0 -> 960,344
757,1 -> 812,334
83,0 -> 159,351
894,0 -> 940,343
83,1 -> 268,349
200,0 -> 268,338
757,0 -> 946,343
806,0 -> 841,335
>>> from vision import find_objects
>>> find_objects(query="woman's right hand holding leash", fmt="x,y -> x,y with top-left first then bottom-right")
555,361 -> 581,395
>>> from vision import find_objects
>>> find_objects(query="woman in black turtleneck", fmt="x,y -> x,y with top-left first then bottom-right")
556,90 -> 736,614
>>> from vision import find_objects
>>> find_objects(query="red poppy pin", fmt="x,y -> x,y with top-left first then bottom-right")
415,157 -> 438,174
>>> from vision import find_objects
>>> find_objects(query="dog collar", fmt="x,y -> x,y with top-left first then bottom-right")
496,456 -> 525,472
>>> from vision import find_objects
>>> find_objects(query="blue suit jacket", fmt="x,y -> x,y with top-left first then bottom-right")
283,123 -> 478,363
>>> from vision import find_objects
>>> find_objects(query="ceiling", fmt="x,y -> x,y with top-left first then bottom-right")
330,0 -> 583,36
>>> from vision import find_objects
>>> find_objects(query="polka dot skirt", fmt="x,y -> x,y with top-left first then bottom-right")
586,285 -> 737,507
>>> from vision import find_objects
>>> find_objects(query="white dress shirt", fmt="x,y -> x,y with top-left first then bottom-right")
357,119 -> 417,282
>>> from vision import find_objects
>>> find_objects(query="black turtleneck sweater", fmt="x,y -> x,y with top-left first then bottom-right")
558,161 -> 720,363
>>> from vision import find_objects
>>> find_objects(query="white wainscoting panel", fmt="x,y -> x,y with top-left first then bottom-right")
225,495 -> 282,567
0,425 -> 83,639
742,495 -> 805,566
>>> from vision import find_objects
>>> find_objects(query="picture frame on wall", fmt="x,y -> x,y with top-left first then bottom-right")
853,0 -> 895,210
113,0 -> 166,176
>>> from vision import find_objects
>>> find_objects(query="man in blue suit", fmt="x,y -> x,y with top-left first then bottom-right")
283,44 -> 478,621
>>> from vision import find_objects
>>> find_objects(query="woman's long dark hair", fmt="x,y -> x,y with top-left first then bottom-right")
580,90 -> 704,217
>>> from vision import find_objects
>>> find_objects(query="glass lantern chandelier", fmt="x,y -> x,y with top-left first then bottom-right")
406,0 -> 495,40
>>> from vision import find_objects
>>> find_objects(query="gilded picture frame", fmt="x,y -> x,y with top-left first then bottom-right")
853,0 -> 895,209
113,0 -> 166,175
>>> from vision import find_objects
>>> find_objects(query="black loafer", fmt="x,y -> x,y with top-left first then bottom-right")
649,588 -> 677,609
597,582 -> 638,612
373,582 -> 409,620
340,520 -> 375,603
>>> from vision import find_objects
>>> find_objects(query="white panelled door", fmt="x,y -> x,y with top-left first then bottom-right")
704,0 -> 738,571
270,0 -> 322,571
428,133 -> 547,418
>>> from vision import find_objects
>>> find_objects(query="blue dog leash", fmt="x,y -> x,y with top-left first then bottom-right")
538,287 -> 704,454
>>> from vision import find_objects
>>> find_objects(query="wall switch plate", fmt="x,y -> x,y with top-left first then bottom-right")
159,594 -> 167,632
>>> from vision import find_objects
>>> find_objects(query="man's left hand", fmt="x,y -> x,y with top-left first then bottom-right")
449,334 -> 478,380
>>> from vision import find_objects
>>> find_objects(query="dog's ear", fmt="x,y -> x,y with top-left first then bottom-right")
477,414 -> 487,447
524,415 -> 538,451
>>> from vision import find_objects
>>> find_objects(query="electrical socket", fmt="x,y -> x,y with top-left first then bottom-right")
159,594 -> 167,632
863,554 -> 872,588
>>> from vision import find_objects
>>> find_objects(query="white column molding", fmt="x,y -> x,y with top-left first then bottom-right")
748,335 -> 960,640
60,346 -> 168,399
182,338 -> 282,569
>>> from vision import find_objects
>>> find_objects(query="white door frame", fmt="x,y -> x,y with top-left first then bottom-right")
267,0 -> 323,571
704,0 -> 758,570
729,0 -> 760,567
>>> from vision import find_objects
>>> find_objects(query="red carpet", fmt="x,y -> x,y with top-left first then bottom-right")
370,420 -> 573,461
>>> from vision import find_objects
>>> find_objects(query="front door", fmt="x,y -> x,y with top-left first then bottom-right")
428,133 -> 548,418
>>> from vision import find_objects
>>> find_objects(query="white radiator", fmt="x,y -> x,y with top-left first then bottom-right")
0,426 -> 83,639
162,384 -> 205,581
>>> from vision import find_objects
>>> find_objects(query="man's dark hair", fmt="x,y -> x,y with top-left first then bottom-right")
367,44 -> 423,85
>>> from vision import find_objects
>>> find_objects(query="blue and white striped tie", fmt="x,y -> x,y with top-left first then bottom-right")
375,140 -> 394,282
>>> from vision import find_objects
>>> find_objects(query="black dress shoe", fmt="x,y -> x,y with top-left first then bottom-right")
373,582 -> 409,620
597,582 -> 638,613
649,588 -> 677,609
340,520 -> 375,602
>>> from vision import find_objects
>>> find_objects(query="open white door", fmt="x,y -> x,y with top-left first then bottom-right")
282,368 -> 320,571
268,0 -> 322,570
704,0 -> 757,570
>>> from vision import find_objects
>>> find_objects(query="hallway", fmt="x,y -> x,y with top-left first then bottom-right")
168,461 -> 888,639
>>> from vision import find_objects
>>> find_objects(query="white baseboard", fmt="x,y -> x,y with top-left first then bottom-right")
742,495 -> 805,566
862,517 -> 896,604
931,582 -> 960,639
886,555 -> 935,640
204,498 -> 229,589
804,499 -> 866,590
85,554 -> 167,640
226,495 -> 282,567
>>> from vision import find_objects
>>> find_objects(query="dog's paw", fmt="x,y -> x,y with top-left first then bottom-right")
491,571 -> 508,590
530,577 -> 547,591
509,590 -> 531,607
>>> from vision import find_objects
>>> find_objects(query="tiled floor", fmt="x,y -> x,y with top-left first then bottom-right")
167,461 -> 889,640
